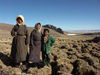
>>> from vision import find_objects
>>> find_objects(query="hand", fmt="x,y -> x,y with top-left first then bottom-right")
14,32 -> 17,36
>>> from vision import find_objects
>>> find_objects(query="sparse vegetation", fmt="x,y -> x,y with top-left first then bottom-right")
0,23 -> 100,75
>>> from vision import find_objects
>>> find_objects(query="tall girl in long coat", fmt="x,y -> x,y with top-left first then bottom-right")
29,23 -> 42,66
11,15 -> 29,67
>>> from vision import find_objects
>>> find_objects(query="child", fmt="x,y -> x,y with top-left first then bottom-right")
41,29 -> 55,66
28,23 -> 42,67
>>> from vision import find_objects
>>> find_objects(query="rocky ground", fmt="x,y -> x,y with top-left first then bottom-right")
0,29 -> 100,75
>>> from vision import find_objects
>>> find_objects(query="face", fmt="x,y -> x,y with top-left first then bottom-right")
36,24 -> 41,30
44,31 -> 49,36
17,18 -> 23,24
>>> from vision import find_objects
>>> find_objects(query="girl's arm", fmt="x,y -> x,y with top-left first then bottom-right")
11,26 -> 17,36
25,26 -> 29,45
50,36 -> 56,47
29,31 -> 34,47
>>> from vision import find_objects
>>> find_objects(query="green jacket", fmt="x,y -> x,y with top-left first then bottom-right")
41,35 -> 55,54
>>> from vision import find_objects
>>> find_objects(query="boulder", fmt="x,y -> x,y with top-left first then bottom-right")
43,25 -> 64,34
72,59 -> 96,75
57,59 -> 73,74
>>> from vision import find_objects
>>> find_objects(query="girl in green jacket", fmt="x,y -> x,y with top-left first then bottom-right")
41,29 -> 55,66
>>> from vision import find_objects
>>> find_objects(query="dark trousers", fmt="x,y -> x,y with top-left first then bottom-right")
42,52 -> 50,65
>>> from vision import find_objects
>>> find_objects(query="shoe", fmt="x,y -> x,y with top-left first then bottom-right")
20,64 -> 27,71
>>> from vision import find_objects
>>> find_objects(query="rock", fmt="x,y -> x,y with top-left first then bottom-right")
87,37 -> 100,43
57,59 -> 73,74
68,55 -> 78,63
90,50 -> 100,58
68,49 -> 73,51
60,46 -> 67,49
72,59 -> 96,75
11,68 -> 22,75
73,44 -> 78,48
57,28 -> 64,34
82,54 -> 100,70
82,48 -> 90,53
51,50 -> 68,61
58,72 -> 72,75
43,25 -> 64,34
76,53 -> 83,58
27,66 -> 51,75
0,67 -> 14,75
92,37 -> 100,43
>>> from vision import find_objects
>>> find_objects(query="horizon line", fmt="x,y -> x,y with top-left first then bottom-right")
0,22 -> 100,31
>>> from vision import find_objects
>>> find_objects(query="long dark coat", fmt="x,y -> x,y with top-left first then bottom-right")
29,29 -> 41,63
10,24 -> 29,63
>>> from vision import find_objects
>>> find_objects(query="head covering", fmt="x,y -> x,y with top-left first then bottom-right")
16,15 -> 24,25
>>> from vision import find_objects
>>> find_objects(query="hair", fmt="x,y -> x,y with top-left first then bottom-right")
16,17 -> 23,22
43,29 -> 50,35
35,22 -> 41,28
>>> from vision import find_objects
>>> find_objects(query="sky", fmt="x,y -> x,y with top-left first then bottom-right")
0,0 -> 100,30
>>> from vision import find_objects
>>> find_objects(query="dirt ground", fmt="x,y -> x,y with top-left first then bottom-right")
0,30 -> 100,75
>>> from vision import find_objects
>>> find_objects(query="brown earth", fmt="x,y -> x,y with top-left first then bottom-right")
0,23 -> 100,75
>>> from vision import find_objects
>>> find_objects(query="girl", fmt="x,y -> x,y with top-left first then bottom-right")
42,29 -> 55,66
11,15 -> 29,67
28,23 -> 42,66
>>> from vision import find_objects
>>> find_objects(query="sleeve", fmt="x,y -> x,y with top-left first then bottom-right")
41,35 -> 44,51
25,27 -> 29,45
50,36 -> 56,47
11,26 -> 16,36
29,31 -> 34,47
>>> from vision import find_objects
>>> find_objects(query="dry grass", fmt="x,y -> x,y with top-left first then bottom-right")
0,23 -> 100,75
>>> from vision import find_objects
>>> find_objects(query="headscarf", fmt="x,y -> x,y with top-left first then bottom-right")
16,15 -> 24,25
35,23 -> 42,33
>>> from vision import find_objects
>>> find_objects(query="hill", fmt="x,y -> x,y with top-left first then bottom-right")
0,23 -> 65,37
